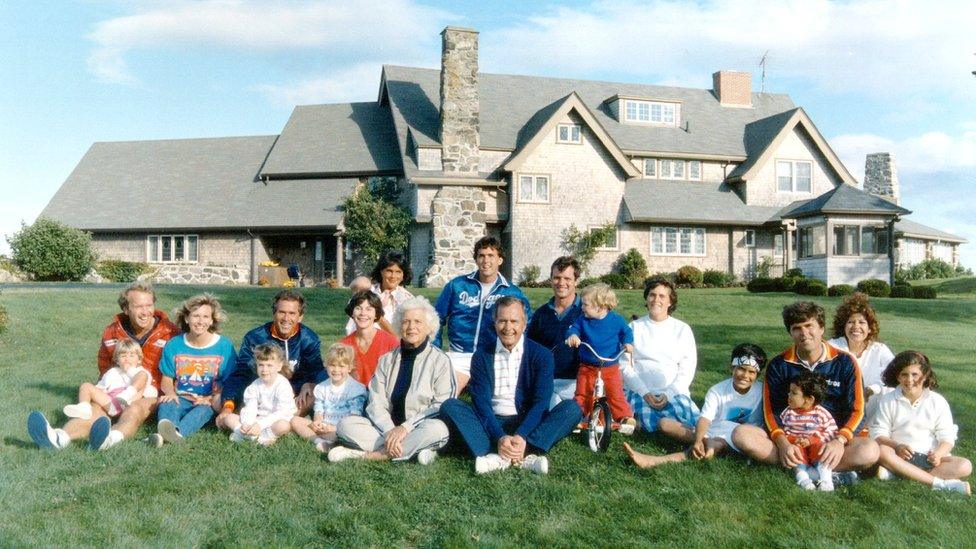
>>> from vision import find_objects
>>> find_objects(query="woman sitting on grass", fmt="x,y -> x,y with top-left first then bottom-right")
871,350 -> 971,495
339,290 -> 400,385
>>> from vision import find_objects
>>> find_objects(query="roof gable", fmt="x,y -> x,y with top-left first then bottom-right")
778,183 -> 911,219
727,108 -> 856,185
502,92 -> 640,178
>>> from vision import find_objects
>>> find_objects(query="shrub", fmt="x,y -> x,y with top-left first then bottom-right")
615,248 -> 648,289
703,269 -> 735,287
646,272 -> 676,285
755,256 -> 775,279
7,218 -> 96,281
599,273 -> 630,289
775,275 -> 804,292
747,277 -> 777,293
0,304 -> 7,335
828,284 -> 855,297
856,278 -> 891,298
890,283 -> 914,298
516,265 -> 542,287
955,264 -> 974,276
784,268 -> 804,278
675,265 -> 703,286
95,260 -> 151,283
797,279 -> 828,296
577,277 -> 600,289
912,285 -> 937,299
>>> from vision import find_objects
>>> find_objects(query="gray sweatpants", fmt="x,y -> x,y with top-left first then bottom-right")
336,415 -> 449,462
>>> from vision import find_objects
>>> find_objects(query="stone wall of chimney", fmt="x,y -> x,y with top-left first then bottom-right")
422,186 -> 488,286
863,152 -> 900,205
712,70 -> 752,107
439,27 -> 481,174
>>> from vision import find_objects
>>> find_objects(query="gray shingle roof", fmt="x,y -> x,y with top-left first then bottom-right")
261,103 -> 401,177
41,136 -> 356,230
778,184 -> 911,219
895,218 -> 967,243
726,109 -> 798,180
624,180 -> 781,226
382,65 -> 796,159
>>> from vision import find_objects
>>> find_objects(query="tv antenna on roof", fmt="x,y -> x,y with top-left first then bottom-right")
759,50 -> 769,93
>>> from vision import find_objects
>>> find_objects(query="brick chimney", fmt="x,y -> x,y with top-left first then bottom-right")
863,152 -> 900,205
439,27 -> 480,174
712,70 -> 752,107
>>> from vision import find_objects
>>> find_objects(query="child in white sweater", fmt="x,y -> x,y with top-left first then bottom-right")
63,339 -> 156,419
223,344 -> 297,446
871,350 -> 971,495
292,343 -> 368,453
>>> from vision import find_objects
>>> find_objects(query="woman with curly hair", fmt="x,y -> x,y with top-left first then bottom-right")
828,292 -> 895,425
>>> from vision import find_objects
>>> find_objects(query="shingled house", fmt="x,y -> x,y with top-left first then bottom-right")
41,26 -> 965,286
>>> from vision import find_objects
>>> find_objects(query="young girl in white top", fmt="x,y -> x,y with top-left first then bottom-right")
224,344 -> 298,446
291,343 -> 368,453
63,339 -> 156,419
871,350 -> 971,495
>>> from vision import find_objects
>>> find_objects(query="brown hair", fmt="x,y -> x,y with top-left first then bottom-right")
791,371 -> 828,406
345,290 -> 384,321
250,343 -> 292,379
174,293 -> 226,334
643,278 -> 678,314
550,256 -> 581,280
273,289 -> 306,315
882,350 -> 938,389
782,301 -> 825,332
117,282 -> 156,311
831,292 -> 880,343
473,236 -> 505,259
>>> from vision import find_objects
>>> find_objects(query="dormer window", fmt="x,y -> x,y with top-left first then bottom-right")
557,124 -> 581,144
624,99 -> 679,126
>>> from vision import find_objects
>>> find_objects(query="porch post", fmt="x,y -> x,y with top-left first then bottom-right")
249,232 -> 258,285
888,218 -> 896,286
336,233 -> 345,284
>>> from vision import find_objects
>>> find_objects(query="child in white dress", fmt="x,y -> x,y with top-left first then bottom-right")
223,344 -> 297,446
63,339 -> 156,419
292,343 -> 368,453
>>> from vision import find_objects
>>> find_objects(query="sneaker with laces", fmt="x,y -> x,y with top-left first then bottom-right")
619,417 -> 637,436
933,478 -> 972,495
28,411 -> 59,449
146,433 -> 164,448
63,402 -> 93,420
158,419 -> 183,444
475,453 -> 511,474
88,416 -> 112,451
519,454 -> 549,475
328,446 -> 366,462
831,471 -> 859,487
417,448 -> 438,466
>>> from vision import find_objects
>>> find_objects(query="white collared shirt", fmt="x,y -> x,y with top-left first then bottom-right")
491,336 -> 523,416
870,387 -> 958,453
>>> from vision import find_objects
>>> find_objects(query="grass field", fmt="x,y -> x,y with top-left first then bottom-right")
0,284 -> 973,546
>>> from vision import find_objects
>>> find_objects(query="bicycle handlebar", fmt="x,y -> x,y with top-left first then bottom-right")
576,342 -> 628,363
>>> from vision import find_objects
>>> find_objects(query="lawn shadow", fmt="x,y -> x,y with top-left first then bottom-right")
3,436 -> 36,449
28,382 -> 77,400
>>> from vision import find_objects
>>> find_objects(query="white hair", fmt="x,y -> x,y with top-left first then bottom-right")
393,295 -> 441,337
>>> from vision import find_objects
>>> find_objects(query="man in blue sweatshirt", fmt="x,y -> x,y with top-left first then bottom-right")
526,256 -> 583,409
434,236 -> 529,393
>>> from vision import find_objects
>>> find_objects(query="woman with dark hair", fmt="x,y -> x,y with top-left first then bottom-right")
827,292 -> 895,424
621,279 -> 699,436
344,251 -> 414,335
340,290 -> 400,385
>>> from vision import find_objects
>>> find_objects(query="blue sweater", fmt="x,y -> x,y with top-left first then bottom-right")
526,295 -> 582,380
468,338 -> 554,443
433,272 -> 530,354
223,322 -> 325,405
566,311 -> 633,366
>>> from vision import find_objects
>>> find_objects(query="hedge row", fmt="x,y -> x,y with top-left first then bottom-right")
748,275 -> 937,299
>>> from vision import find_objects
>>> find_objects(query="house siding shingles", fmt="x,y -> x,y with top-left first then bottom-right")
744,127 -> 841,207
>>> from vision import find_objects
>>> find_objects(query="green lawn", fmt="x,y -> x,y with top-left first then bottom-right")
912,276 -> 976,297
0,284 -> 973,546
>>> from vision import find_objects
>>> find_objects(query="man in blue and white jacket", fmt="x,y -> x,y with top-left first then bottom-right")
434,236 -> 530,392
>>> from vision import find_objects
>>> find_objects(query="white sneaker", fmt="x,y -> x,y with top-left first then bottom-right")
817,465 -> 834,491
328,446 -> 366,462
475,453 -> 511,474
146,433 -> 164,448
934,479 -> 972,495
229,428 -> 250,443
53,429 -> 71,449
63,402 -> 93,420
102,430 -> 124,450
257,428 -> 277,446
619,418 -> 637,436
158,419 -> 183,444
876,466 -> 892,480
417,448 -> 438,466
520,454 -> 549,475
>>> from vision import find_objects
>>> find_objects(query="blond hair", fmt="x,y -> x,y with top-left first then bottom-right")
326,343 -> 355,371
112,338 -> 144,365
581,282 -> 618,310
117,282 -> 156,311
174,293 -> 226,334
250,343 -> 292,379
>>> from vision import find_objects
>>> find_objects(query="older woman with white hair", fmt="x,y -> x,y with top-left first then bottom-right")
329,296 -> 455,464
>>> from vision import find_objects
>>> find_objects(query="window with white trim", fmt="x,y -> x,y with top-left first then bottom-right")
518,174 -> 550,203
744,230 -> 756,247
833,225 -> 860,256
774,233 -> 784,257
147,235 -> 198,263
590,225 -> 619,251
643,158 -> 656,178
650,227 -> 706,256
556,124 -> 581,144
660,159 -> 673,179
798,225 -> 826,258
688,160 -> 702,181
777,160 -> 813,192
623,99 -> 679,126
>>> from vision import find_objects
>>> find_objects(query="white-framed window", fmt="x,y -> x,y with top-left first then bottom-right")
774,233 -> 784,257
688,160 -> 702,181
660,159 -> 673,179
658,159 -> 693,180
643,158 -> 656,178
798,225 -> 826,258
590,225 -> 619,251
744,230 -> 756,247
672,160 -> 685,179
556,123 -> 581,144
650,227 -> 706,256
147,235 -> 198,263
777,160 -> 813,193
623,99 -> 679,126
518,174 -> 550,203
832,225 -> 860,256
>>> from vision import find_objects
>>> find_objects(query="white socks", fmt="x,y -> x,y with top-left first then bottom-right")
52,428 -> 71,449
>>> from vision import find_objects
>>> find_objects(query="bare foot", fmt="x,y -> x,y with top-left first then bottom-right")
623,442 -> 665,469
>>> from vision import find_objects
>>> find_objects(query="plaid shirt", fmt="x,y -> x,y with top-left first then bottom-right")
491,337 -> 524,416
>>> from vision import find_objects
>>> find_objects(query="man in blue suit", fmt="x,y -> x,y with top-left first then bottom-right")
440,296 -> 582,475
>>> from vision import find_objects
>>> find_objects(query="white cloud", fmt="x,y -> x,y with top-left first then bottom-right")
481,0 -> 976,100
252,63 -> 384,106
87,0 -> 452,83
833,130 -> 976,181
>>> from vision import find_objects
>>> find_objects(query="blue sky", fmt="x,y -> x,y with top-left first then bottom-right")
2,0 -> 975,266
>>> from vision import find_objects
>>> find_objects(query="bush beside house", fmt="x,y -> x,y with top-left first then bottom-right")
7,218 -> 96,281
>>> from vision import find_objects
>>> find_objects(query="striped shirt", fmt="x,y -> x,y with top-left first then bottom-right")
780,405 -> 838,443
491,338 -> 524,416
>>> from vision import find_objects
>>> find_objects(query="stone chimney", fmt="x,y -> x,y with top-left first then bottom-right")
712,70 -> 752,107
863,152 -> 900,205
439,27 -> 480,174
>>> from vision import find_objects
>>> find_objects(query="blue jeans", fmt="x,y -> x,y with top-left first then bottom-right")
440,398 -> 582,457
157,396 -> 215,438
